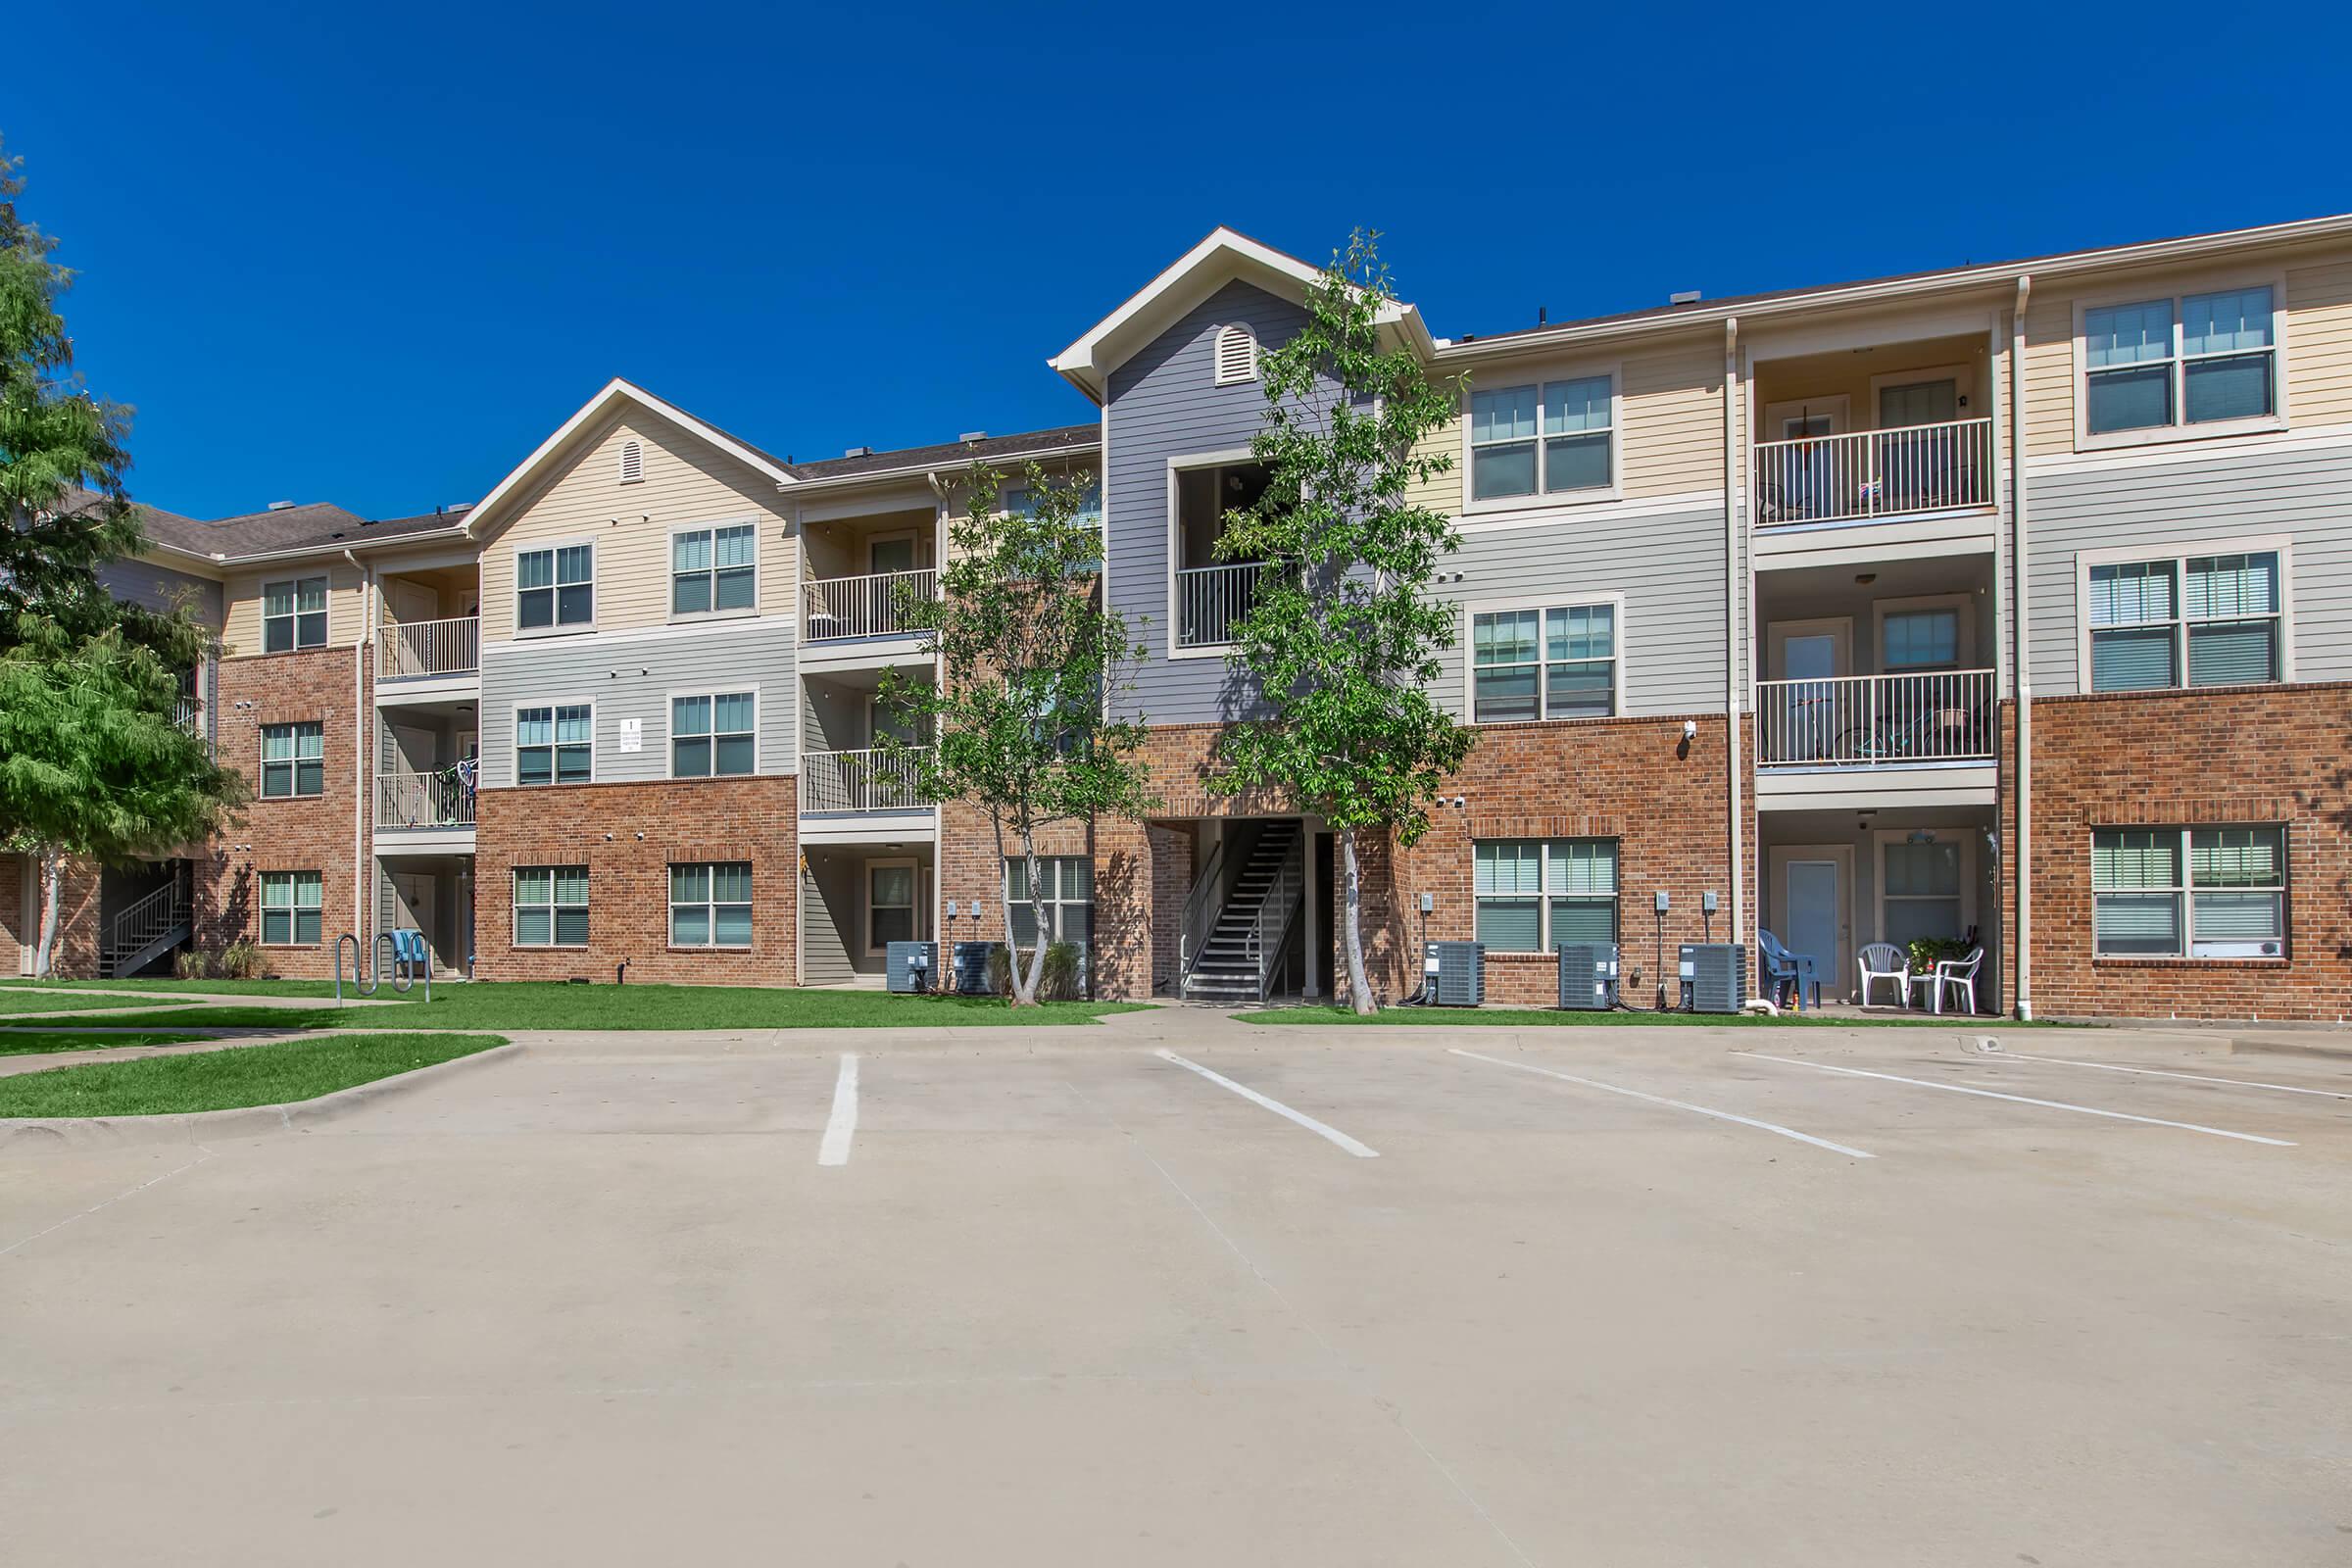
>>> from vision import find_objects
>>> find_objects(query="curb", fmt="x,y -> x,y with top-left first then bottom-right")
0,1040 -> 522,1152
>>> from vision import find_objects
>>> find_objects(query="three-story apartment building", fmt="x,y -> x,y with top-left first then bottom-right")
10,214 -> 2348,1022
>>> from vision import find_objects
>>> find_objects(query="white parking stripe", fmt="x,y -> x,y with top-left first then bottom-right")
818,1054 -> 858,1167
1994,1052 -> 2352,1101
1152,1050 -> 1380,1158
1743,1054 -> 2296,1147
1449,1049 -> 1875,1159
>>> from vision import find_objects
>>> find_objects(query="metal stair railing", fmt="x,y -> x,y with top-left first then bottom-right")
1241,830 -> 1307,1003
1175,838 -> 1228,991
107,880 -> 187,975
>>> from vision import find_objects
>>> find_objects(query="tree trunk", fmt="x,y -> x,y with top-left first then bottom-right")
1339,827 -> 1374,1015
34,848 -> 62,980
1017,842 -> 1054,1006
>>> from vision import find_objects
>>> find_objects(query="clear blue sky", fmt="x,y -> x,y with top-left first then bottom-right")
12,0 -> 2349,520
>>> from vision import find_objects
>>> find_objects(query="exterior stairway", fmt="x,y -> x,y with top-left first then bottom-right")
100,878 -> 192,979
1180,821 -> 1304,1003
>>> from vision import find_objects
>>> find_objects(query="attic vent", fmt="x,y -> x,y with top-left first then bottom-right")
1669,289 -> 1703,306
618,439 -> 644,484
267,500 -> 297,512
958,430 -> 988,443
1213,323 -> 1257,386
844,445 -> 872,459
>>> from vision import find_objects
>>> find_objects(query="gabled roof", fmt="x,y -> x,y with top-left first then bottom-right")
783,423 -> 1099,489
459,376 -> 801,540
1049,226 -> 1433,402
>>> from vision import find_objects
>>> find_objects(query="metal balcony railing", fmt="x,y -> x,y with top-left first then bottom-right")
376,614 -> 479,679
1751,417 -> 1996,527
801,568 -> 937,642
1175,561 -> 1265,648
800,747 -> 934,811
376,769 -> 477,829
1757,668 -> 1997,767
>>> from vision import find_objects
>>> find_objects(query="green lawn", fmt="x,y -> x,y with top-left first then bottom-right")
1245,1004 -> 2019,1028
0,977 -> 414,1001
0,989 -> 188,1016
0,1033 -> 507,1118
0,982 -> 1148,1033
0,1030 -> 213,1056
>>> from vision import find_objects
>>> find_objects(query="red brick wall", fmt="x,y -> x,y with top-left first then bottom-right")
1,853 -> 104,978
473,776 -> 798,985
2006,684 -> 2352,1023
195,647 -> 368,978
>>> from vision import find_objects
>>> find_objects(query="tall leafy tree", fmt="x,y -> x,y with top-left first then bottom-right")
0,137 -> 242,974
1209,230 -> 1473,1013
877,461 -> 1156,1005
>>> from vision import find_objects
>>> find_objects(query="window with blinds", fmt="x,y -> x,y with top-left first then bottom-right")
2082,285 -> 2276,437
1213,324 -> 1257,386
2092,826 -> 2284,958
1473,839 -> 1618,952
514,865 -> 589,947
1471,604 -> 1617,722
672,524 -> 757,615
2087,550 -> 2280,692
670,862 -> 752,948
1469,374 -> 1615,502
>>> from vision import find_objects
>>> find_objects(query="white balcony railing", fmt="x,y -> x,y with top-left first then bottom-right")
377,614 -> 479,679
1175,561 -> 1265,649
1757,669 -> 1996,767
376,769 -> 477,829
801,568 -> 937,642
800,747 -> 934,812
1750,417 -> 1996,527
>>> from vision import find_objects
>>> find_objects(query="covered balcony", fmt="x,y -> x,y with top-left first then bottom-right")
800,668 -> 936,840
374,703 -> 477,851
375,564 -> 480,692
799,507 -> 938,668
1172,458 -> 1270,651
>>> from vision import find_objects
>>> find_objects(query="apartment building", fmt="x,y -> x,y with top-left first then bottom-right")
9,214 -> 2349,1022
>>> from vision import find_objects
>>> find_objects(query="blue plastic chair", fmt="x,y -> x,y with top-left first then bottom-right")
1756,929 -> 1822,1010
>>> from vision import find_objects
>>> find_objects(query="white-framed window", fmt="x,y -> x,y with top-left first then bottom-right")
2081,284 -> 2278,440
670,692 -> 755,777
671,524 -> 757,615
1881,607 -> 1962,672
517,544 -> 594,630
1468,372 -> 1615,504
514,865 -> 589,948
259,870 -> 322,946
515,704 -> 593,786
1881,838 -> 1964,946
1213,323 -> 1257,386
1004,856 -> 1092,947
1473,839 -> 1618,952
869,859 -> 919,954
262,575 -> 328,653
2092,826 -> 2285,958
670,861 -> 752,949
618,438 -> 644,484
2085,549 -> 2283,692
260,721 -> 324,798
1469,602 -> 1618,722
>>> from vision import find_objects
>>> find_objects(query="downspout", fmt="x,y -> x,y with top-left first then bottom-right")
346,549 -> 371,958
1723,318 -> 1744,942
2008,277 -> 2034,1019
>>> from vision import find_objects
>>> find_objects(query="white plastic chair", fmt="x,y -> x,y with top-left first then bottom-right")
1857,943 -> 1909,1007
1924,947 -> 1984,1015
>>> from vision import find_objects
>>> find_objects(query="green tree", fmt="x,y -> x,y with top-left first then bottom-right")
0,136 -> 242,973
877,461 -> 1157,1005
1209,230 -> 1473,1013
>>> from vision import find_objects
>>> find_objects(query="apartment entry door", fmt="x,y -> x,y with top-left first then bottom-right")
868,534 -> 918,575
1768,617 -> 1852,764
393,872 -> 437,968
1772,845 -> 1851,1002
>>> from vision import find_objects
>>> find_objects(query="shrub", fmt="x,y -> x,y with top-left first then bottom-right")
986,943 -> 1013,997
217,940 -> 268,980
173,948 -> 214,980
1039,941 -> 1085,1002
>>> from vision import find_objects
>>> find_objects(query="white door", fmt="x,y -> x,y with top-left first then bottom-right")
1768,618 -> 1852,763
1785,858 -> 1840,986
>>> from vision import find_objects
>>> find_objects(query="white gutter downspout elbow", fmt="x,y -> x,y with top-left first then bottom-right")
1723,317 -> 1744,943
2008,277 -> 2034,1020
345,548 -> 371,959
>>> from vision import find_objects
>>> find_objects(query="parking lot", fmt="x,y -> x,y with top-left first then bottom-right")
5,1014 -> 2349,1565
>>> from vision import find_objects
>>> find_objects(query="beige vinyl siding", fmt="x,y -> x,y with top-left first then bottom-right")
478,411 -> 794,641
2021,243 -> 2352,456
220,561 -> 364,660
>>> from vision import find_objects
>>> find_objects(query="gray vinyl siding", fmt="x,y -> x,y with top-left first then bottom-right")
801,678 -> 872,754
478,621 -> 797,786
101,560 -> 222,625
2025,439 -> 2352,695
1104,279 -> 1306,724
802,855 -> 864,984
1433,503 -> 1732,719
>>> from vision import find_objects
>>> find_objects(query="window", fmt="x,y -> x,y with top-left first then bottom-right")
515,705 -> 592,785
517,544 -> 594,630
259,870 -> 322,946
618,438 -> 643,484
1473,839 -> 1618,952
1469,374 -> 1614,502
1882,609 -> 1960,671
869,860 -> 918,952
1882,839 -> 1963,946
262,576 -> 327,653
671,692 -> 755,777
1213,323 -> 1257,386
260,722 -> 324,798
670,861 -> 752,948
514,865 -> 589,947
1471,604 -> 1616,722
1004,856 -> 1091,947
672,524 -> 757,615
2087,551 -> 2281,692
2093,826 -> 2284,958
2083,286 -> 2276,437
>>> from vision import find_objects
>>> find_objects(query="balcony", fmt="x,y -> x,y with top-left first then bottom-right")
1175,561 -> 1265,650
1751,417 -> 1995,529
801,569 -> 937,644
1756,669 -> 1997,810
375,770 -> 476,832
801,747 -> 934,813
376,615 -> 479,682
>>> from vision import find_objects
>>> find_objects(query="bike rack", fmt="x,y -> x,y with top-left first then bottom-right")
334,932 -> 432,1003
